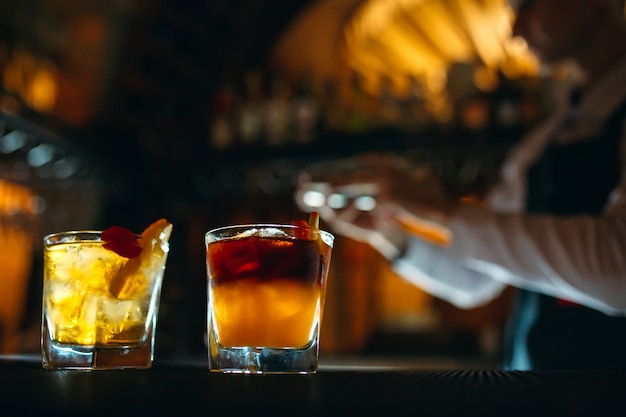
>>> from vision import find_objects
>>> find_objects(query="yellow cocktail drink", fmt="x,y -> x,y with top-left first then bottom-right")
42,219 -> 172,369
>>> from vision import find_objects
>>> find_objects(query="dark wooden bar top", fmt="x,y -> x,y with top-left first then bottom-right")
1,354 -> 624,416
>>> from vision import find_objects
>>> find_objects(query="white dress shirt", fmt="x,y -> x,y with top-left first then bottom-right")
393,56 -> 626,316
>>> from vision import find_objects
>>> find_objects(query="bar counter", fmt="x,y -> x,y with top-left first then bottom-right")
1,354 -> 624,416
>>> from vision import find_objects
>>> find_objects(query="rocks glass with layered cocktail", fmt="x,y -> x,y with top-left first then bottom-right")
42,219 -> 172,369
205,213 -> 333,373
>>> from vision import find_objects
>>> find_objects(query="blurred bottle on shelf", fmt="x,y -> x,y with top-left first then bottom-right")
209,84 -> 238,150
400,75 -> 432,133
319,79 -> 347,133
376,75 -> 402,129
291,72 -> 319,145
344,71 -> 374,134
264,73 -> 292,147
238,70 -> 265,146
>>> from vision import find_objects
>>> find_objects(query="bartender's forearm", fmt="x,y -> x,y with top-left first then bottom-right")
449,205 -> 626,314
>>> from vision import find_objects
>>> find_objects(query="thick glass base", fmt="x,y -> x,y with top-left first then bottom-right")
41,321 -> 155,370
208,332 -> 319,374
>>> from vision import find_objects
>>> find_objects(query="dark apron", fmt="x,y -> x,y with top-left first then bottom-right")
504,96 -> 626,370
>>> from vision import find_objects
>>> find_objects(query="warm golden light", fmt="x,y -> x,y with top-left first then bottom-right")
2,49 -> 58,113
28,66 -> 58,112
455,0 -> 505,68
343,0 -> 539,96
0,179 -> 37,353
410,1 -> 473,62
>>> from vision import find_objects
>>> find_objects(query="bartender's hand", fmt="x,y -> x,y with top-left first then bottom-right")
295,154 -> 457,259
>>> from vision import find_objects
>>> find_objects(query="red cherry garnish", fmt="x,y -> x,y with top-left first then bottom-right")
102,225 -> 142,258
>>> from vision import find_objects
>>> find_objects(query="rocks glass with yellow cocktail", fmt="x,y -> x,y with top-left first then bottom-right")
42,219 -> 172,369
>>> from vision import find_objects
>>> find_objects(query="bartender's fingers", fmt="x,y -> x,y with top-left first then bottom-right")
338,202 -> 380,229
331,204 -> 378,243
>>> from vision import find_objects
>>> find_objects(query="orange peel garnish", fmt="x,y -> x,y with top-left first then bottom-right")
308,211 -> 320,230
306,211 -> 326,256
291,212 -> 321,240
108,218 -> 173,298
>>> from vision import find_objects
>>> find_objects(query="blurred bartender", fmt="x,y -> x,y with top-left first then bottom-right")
298,0 -> 626,370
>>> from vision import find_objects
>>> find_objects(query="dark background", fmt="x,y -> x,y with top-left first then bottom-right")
0,0 -> 538,362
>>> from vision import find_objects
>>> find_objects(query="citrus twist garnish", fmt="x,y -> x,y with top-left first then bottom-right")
109,218 -> 173,298
291,211 -> 320,240
308,211 -> 320,230
306,211 -> 326,254
291,211 -> 326,262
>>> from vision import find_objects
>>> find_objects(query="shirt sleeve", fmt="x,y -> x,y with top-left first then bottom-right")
449,205 -> 626,315
444,115 -> 626,316
391,235 -> 507,309
392,115 -> 626,315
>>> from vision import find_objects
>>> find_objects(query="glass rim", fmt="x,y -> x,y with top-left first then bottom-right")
205,223 -> 334,242
206,222 -> 333,234
44,230 -> 141,245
